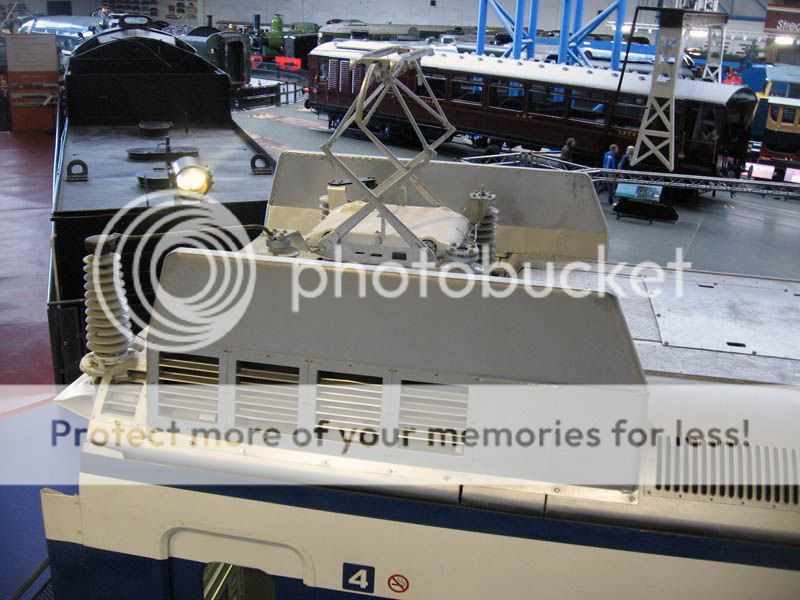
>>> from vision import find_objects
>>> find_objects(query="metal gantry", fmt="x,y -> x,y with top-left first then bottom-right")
476,0 -> 538,60
460,151 -> 800,201
629,9 -> 728,171
631,9 -> 689,172
473,4 -> 734,175
474,0 -> 627,67
563,0 -> 628,69
701,24 -> 726,82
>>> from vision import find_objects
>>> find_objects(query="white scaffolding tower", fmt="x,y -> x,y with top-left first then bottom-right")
631,8 -> 728,172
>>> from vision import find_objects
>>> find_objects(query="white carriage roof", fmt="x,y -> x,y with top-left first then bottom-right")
310,40 -> 414,59
311,41 -> 753,106
767,64 -> 800,85
767,96 -> 800,108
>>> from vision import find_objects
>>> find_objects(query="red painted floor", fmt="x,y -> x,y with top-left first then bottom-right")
0,132 -> 61,600
0,131 -> 55,386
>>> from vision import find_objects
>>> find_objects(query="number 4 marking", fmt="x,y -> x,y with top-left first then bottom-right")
342,563 -> 375,594
349,569 -> 370,589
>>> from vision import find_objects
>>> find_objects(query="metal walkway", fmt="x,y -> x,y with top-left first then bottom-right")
460,151 -> 800,200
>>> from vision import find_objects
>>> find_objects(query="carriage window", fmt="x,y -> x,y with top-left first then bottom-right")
770,106 -> 780,121
782,107 -> 796,124
418,71 -> 446,99
489,80 -> 524,111
451,76 -> 484,104
528,84 -> 565,116
569,88 -> 608,122
689,106 -> 719,141
770,82 -> 790,97
203,563 -> 275,599
610,94 -> 646,128
318,61 -> 329,82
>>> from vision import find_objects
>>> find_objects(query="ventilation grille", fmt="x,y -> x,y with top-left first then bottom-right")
102,370 -> 146,418
235,361 -> 300,434
157,353 -> 219,423
352,64 -> 365,94
327,58 -> 339,89
652,435 -> 799,509
399,381 -> 469,455
315,371 -> 383,433
338,60 -> 352,93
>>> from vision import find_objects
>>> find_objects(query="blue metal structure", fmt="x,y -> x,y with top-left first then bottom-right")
561,0 -> 628,68
572,0 -> 584,35
476,0 -> 537,59
558,0 -> 573,63
474,0 -> 628,69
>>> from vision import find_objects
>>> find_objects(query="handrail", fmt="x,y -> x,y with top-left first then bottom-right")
460,151 -> 800,199
9,557 -> 49,600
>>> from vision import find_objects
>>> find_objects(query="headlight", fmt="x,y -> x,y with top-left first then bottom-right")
172,156 -> 213,194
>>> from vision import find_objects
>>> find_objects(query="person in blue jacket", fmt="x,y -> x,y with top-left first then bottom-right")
602,144 -> 618,204
610,145 -> 634,206
618,145 -> 634,171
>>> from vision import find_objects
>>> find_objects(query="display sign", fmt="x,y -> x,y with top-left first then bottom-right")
765,5 -> 800,35
4,34 -> 59,79
744,162 -> 776,180
3,34 -> 59,132
615,183 -> 663,202
784,167 -> 800,183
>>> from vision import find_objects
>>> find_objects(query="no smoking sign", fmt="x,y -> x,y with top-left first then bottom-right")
387,574 -> 410,593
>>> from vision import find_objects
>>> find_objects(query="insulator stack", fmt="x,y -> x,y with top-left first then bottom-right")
319,196 -> 330,219
81,233 -> 133,374
473,189 -> 498,265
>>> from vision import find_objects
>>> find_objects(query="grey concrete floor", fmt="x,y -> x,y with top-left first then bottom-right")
235,104 -> 800,281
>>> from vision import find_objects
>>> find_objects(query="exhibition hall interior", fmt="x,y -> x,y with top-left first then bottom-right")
1,0 -> 799,598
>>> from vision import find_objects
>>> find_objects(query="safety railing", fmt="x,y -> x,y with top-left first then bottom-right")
461,151 -> 800,200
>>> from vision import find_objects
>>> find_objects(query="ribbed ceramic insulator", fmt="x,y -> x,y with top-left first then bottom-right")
83,251 -> 133,362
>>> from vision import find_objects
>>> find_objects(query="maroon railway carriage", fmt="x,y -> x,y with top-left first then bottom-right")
307,41 -> 757,176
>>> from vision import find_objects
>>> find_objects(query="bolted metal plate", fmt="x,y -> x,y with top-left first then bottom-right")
648,278 -> 800,361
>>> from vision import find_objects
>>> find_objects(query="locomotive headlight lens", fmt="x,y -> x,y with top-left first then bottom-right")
172,157 -> 213,194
